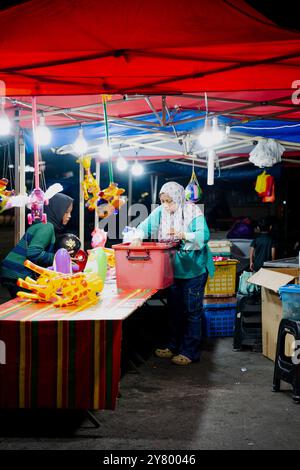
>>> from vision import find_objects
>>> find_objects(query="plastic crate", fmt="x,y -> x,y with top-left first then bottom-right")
279,284 -> 300,320
208,240 -> 232,257
112,242 -> 177,290
205,260 -> 238,297
203,299 -> 237,337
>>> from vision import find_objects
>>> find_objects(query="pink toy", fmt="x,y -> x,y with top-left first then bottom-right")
91,228 -> 107,248
27,187 -> 48,224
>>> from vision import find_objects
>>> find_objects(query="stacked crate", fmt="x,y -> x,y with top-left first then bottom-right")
204,240 -> 238,337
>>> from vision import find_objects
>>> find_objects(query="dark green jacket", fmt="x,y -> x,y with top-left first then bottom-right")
0,222 -> 55,281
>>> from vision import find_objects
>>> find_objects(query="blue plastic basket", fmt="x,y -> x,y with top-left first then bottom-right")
279,284 -> 300,320
203,301 -> 237,337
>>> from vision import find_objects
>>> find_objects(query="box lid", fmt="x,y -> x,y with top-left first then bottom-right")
248,268 -> 296,293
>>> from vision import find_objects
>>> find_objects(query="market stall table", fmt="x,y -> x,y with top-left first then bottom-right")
0,282 -> 157,411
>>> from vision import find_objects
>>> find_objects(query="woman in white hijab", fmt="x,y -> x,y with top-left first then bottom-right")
131,181 -> 214,365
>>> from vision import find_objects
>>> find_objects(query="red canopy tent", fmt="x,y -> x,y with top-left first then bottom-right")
0,0 -> 300,96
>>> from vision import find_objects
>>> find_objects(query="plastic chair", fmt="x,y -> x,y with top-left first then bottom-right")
272,318 -> 300,403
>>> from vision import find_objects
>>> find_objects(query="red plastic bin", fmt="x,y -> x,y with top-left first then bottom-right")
112,242 -> 177,290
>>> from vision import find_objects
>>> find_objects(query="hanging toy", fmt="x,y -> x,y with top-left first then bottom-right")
0,178 -> 15,213
27,183 -> 63,225
185,169 -> 202,203
78,155 -> 100,211
97,182 -> 126,218
254,171 -> 275,203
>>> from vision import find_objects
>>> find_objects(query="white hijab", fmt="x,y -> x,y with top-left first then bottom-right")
158,182 -> 202,241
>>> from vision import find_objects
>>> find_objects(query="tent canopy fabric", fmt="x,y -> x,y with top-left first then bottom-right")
1,0 -> 300,96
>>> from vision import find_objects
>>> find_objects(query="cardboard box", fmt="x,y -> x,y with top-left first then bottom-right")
248,268 -> 299,362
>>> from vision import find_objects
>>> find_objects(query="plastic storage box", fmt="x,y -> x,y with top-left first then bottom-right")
208,240 -> 232,257
205,260 -> 239,297
112,242 -> 177,290
203,298 -> 237,337
279,284 -> 300,320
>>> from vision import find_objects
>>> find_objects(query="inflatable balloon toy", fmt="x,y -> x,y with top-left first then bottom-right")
91,228 -> 115,269
91,228 -> 107,248
0,178 -> 14,213
78,156 -> 100,211
84,247 -> 107,284
73,249 -> 88,271
56,233 -> 81,257
96,200 -> 116,219
27,183 -> 63,225
48,248 -> 81,274
17,260 -> 103,308
97,182 -> 126,218
56,233 -> 87,271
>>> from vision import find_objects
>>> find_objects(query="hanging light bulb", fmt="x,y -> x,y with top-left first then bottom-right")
198,116 -> 225,148
36,115 -> 51,146
73,127 -> 88,155
98,141 -> 112,159
211,116 -> 225,145
131,160 -> 144,176
116,155 -> 128,171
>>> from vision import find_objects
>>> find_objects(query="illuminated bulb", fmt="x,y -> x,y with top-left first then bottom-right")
211,117 -> 225,145
98,141 -> 112,159
73,128 -> 88,155
131,160 -> 144,176
198,117 -> 224,148
0,113 -> 11,136
116,155 -> 128,171
36,116 -> 51,146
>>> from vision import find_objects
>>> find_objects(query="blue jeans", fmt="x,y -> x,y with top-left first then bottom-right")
166,271 -> 208,362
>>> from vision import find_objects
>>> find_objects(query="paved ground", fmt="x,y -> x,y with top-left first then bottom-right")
0,337 -> 299,450
0,225 -> 299,450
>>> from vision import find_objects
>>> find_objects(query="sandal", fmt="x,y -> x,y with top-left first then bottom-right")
171,354 -> 192,366
155,348 -> 174,358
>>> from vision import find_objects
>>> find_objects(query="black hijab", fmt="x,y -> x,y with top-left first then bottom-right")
44,193 -> 73,234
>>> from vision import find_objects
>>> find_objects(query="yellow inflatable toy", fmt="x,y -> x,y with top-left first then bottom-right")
78,156 -> 100,211
17,260 -> 103,308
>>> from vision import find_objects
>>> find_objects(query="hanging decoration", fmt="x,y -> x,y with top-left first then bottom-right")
185,157 -> 202,202
95,95 -> 126,219
78,155 -> 100,211
0,178 -> 14,212
255,171 -> 275,203
97,182 -> 126,218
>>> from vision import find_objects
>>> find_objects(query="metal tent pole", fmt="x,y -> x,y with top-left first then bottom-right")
79,162 -> 85,248
128,172 -> 133,224
94,160 -> 100,229
14,109 -> 26,244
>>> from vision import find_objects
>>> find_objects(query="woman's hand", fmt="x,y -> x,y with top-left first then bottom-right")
168,230 -> 186,240
129,238 -> 142,247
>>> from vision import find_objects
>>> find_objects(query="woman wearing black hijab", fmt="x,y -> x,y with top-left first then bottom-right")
0,193 -> 73,298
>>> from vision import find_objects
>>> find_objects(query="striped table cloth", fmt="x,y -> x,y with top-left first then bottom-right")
0,284 -> 156,410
